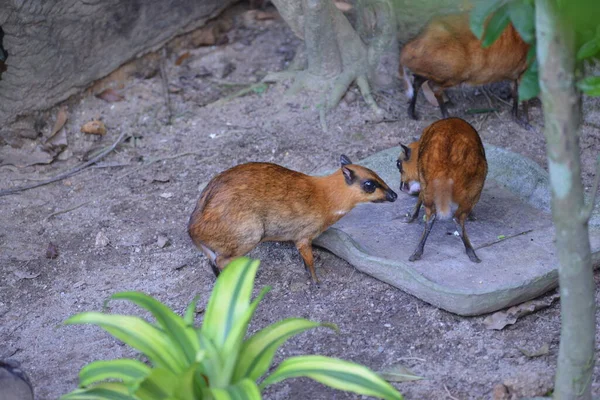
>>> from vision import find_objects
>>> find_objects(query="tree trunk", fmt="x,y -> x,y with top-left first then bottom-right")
535,1 -> 596,399
267,0 -> 398,129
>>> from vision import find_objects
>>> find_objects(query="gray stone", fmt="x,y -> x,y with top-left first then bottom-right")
314,145 -> 600,316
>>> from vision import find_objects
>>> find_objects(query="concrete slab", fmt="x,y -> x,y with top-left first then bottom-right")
314,145 -> 600,316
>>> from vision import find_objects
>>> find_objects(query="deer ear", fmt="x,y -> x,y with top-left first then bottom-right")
340,154 -> 352,166
399,144 -> 411,161
342,166 -> 355,185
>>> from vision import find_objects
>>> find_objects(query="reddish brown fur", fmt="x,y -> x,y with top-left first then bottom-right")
398,117 -> 488,262
188,159 -> 397,282
400,13 -> 529,120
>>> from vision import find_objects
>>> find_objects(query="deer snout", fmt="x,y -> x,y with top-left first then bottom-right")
386,189 -> 398,202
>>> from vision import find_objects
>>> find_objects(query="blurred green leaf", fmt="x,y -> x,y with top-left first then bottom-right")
60,383 -> 134,400
577,76 -> 600,96
577,38 -> 600,60
79,359 -> 151,387
519,59 -> 540,101
210,379 -> 262,400
482,4 -> 510,48
508,0 -> 535,43
470,0 -> 507,40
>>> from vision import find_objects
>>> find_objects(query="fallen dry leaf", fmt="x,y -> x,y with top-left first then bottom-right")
46,242 -> 59,259
518,343 -> 550,358
49,106 -> 68,138
95,231 -> 110,247
422,82 -> 449,106
483,293 -> 560,330
378,364 -> 424,382
0,146 -> 54,167
175,52 -> 191,66
80,120 -> 107,136
254,10 -> 279,20
334,1 -> 353,12
156,234 -> 171,248
13,270 -> 41,280
96,88 -> 125,103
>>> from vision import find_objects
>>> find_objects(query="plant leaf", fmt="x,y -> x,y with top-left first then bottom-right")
210,379 -> 262,400
201,257 -> 260,348
65,312 -> 183,372
111,292 -> 199,365
184,294 -> 201,327
79,359 -> 151,387
577,38 -> 600,60
198,332 -> 224,388
133,368 -> 178,400
519,59 -> 540,101
219,286 -> 271,384
378,364 -> 424,382
261,356 -> 403,400
507,0 -> 535,43
60,383 -> 134,400
470,0 -> 506,40
234,318 -> 334,382
482,4 -> 510,48
577,76 -> 600,96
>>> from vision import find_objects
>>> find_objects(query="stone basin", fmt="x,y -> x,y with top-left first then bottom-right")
314,145 -> 600,316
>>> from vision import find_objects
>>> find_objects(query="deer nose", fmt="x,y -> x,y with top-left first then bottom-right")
386,189 -> 398,202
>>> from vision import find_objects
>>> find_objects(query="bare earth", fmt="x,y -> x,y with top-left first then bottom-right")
1,6 -> 600,400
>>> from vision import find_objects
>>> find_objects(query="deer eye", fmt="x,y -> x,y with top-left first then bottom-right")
362,180 -> 377,193
396,160 -> 403,173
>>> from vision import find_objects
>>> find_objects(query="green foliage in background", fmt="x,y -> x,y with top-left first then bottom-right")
60,257 -> 404,400
470,0 -> 600,100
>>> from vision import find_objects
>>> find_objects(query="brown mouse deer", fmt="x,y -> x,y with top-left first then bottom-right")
400,13 -> 530,125
188,155 -> 397,283
397,118 -> 487,262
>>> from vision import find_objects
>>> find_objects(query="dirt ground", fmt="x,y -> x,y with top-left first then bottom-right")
1,5 -> 600,400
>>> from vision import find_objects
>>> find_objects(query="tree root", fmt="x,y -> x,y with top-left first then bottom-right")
264,66 -> 384,131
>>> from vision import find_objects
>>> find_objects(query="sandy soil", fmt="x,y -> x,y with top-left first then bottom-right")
1,5 -> 600,400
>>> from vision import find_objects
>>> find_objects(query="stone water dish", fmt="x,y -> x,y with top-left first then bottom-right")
314,145 -> 600,316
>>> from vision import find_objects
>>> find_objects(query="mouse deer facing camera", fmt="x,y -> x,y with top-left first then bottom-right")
397,118 -> 487,262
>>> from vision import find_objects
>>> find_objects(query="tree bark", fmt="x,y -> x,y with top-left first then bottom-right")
535,1 -> 596,399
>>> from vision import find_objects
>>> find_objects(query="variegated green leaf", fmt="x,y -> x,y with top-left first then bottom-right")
65,313 -> 184,373
481,4 -> 510,48
234,318 -> 334,382
201,257 -> 259,348
79,359 -> 151,387
219,286 -> 271,384
184,294 -> 201,327
198,332 -> 224,387
133,368 -> 177,400
470,0 -> 507,40
60,383 -> 134,400
261,356 -> 403,400
210,379 -> 262,400
111,292 -> 199,365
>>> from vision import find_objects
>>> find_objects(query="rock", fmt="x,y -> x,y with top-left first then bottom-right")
95,231 -> 110,247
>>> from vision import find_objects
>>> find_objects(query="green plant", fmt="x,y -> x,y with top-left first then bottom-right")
61,257 -> 404,400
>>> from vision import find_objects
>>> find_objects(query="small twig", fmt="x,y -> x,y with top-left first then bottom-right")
89,162 -> 131,169
487,88 -> 513,107
160,48 -> 172,125
481,88 -> 502,119
475,229 -> 534,250
206,82 -> 270,108
444,384 -> 459,400
44,200 -> 91,222
581,154 -> 600,222
396,357 -> 426,362
116,152 -> 212,180
0,131 -> 129,197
